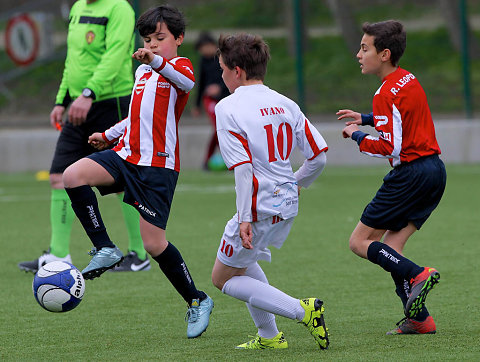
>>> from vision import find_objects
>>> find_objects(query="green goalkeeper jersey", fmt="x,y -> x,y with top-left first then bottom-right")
55,0 -> 135,105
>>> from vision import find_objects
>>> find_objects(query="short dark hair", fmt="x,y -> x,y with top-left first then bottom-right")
362,20 -> 406,66
136,5 -> 185,39
217,33 -> 270,81
194,31 -> 216,51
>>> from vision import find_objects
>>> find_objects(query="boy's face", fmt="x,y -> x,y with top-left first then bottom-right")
199,43 -> 217,58
142,22 -> 183,60
219,55 -> 238,93
356,34 -> 385,76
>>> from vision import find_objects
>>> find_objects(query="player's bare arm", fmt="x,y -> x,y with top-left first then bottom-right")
88,132 -> 109,150
239,222 -> 253,249
68,96 -> 93,126
337,109 -> 362,125
50,105 -> 65,130
132,48 -> 155,64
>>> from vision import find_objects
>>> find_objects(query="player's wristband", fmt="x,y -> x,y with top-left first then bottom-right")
351,131 -> 368,145
361,112 -> 374,126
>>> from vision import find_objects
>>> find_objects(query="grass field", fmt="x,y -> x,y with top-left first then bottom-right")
1,164 -> 479,360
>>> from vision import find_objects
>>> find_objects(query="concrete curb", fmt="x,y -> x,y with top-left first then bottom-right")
0,119 -> 479,173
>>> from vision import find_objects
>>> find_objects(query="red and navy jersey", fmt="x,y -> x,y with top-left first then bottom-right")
103,56 -> 195,171
358,67 -> 441,167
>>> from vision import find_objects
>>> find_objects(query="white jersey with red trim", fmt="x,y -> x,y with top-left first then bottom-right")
215,84 -> 328,221
103,55 -> 195,171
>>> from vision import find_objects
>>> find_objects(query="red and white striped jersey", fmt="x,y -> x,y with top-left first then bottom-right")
359,67 -> 441,167
102,55 -> 195,171
215,84 -> 328,221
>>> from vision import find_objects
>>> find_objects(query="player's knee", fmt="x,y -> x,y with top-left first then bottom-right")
49,173 -> 64,189
349,236 -> 369,258
349,236 -> 361,254
211,272 -> 225,291
142,237 -> 167,257
62,165 -> 79,188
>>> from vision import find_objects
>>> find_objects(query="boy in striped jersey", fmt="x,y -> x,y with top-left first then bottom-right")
338,20 -> 446,335
62,5 -> 213,339
211,34 -> 329,350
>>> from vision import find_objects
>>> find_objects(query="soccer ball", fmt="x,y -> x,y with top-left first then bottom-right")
32,261 -> 85,312
207,152 -> 228,171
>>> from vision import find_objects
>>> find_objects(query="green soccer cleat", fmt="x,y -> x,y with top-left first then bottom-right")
235,332 -> 288,349
300,298 -> 329,350
81,246 -> 124,280
405,267 -> 440,319
386,316 -> 436,335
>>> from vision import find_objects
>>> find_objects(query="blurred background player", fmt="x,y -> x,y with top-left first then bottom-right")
211,33 -> 329,350
62,5 -> 213,338
338,20 -> 446,335
191,31 -> 229,170
18,0 -> 150,274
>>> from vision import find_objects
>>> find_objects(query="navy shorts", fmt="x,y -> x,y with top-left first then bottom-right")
50,96 -> 130,174
361,154 -> 446,231
88,150 -> 178,230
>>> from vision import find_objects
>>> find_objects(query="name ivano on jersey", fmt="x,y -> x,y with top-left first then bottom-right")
260,106 -> 286,117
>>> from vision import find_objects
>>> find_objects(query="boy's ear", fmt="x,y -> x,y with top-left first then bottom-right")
380,48 -> 391,63
234,66 -> 242,79
176,34 -> 184,46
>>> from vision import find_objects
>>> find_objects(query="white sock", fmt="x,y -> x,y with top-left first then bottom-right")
222,272 -> 304,321
244,263 -> 279,339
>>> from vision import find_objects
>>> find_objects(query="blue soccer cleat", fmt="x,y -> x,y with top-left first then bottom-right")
82,246 -> 124,280
185,295 -> 214,338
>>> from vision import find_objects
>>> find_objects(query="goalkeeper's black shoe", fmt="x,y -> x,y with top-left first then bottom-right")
18,249 -> 72,273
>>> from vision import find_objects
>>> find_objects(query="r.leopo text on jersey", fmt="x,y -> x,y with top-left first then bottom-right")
360,67 -> 441,167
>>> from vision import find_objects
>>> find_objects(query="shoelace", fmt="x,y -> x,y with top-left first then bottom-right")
185,305 -> 199,323
244,335 -> 261,347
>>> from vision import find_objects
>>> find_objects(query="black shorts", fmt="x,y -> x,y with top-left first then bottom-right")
50,95 -> 130,174
88,149 -> 178,230
361,154 -> 446,231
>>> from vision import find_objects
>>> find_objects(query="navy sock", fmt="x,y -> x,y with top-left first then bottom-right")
367,241 -> 423,281
152,242 -> 206,306
65,185 -> 114,250
391,273 -> 409,308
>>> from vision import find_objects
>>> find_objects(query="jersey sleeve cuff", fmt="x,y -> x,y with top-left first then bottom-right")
352,131 -> 368,145
150,55 -> 167,71
102,132 -> 115,144
361,112 -> 374,126
229,160 -> 252,170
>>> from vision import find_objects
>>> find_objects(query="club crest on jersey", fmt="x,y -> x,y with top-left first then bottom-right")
135,77 -> 148,94
86,31 -> 95,44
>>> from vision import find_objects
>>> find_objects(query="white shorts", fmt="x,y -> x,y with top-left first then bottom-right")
216,214 -> 294,268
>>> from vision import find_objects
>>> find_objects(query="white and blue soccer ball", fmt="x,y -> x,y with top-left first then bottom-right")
33,261 -> 85,312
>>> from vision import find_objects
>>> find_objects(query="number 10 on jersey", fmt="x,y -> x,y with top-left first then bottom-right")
264,123 -> 293,162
